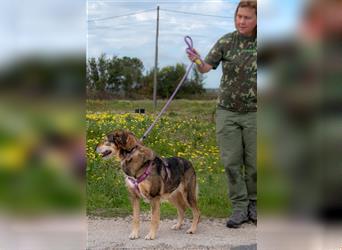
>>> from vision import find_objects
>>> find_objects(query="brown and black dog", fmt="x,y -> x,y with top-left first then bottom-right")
96,130 -> 200,240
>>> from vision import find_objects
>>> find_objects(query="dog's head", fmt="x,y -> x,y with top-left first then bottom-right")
96,129 -> 155,177
96,129 -> 141,160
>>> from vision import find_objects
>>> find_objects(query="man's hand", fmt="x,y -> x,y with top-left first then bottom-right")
186,48 -> 201,65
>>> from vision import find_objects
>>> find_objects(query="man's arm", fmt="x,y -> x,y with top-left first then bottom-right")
196,62 -> 213,73
187,50 -> 213,74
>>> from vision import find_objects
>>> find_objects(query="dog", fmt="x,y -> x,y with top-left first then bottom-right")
96,129 -> 200,240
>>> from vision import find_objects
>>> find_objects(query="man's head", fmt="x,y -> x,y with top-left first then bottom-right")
234,0 -> 257,37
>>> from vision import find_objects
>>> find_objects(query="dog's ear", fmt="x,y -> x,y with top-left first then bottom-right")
126,132 -> 140,149
120,131 -> 128,147
140,146 -> 155,161
107,130 -> 126,147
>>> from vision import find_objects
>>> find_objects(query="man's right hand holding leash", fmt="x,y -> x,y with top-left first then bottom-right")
186,48 -> 213,74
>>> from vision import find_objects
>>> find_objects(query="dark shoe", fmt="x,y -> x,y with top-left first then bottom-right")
226,210 -> 248,228
248,200 -> 257,224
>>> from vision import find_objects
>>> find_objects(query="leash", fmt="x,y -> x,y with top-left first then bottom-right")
140,36 -> 200,141
184,35 -> 203,66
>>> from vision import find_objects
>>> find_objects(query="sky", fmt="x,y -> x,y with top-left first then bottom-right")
0,0 -> 85,65
87,0 -> 241,89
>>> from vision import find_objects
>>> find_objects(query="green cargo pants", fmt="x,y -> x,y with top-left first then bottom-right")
216,107 -> 257,213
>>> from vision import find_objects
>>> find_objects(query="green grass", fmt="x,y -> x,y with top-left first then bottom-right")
86,99 -> 217,119
86,99 -> 231,218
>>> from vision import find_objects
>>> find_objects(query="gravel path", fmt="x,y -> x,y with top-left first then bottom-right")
87,216 -> 256,250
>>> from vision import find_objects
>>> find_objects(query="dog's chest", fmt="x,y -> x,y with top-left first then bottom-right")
139,184 -> 157,203
125,178 -> 150,203
139,188 -> 151,203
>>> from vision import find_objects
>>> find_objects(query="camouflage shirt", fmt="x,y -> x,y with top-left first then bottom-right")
205,31 -> 257,112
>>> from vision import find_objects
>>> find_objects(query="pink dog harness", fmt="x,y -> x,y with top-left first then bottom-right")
126,161 -> 153,195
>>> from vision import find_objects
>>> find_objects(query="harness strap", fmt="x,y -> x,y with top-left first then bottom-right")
126,161 -> 153,195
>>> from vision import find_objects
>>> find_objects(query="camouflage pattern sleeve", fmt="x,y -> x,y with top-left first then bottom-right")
205,33 -> 232,69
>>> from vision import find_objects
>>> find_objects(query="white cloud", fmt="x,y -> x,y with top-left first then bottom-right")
184,0 -> 234,14
134,11 -> 156,22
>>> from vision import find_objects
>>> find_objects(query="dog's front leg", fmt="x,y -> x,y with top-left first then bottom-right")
129,196 -> 140,240
145,197 -> 160,240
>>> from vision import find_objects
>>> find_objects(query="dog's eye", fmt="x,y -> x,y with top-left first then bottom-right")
107,134 -> 115,142
127,158 -> 132,163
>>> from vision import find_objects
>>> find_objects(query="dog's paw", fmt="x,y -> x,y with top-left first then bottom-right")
171,223 -> 182,230
144,232 -> 156,240
186,228 -> 196,234
129,231 -> 140,240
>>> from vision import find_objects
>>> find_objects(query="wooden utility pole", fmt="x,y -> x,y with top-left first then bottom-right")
153,6 -> 160,112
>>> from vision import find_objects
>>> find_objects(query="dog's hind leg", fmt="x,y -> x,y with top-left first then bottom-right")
183,173 -> 200,234
145,197 -> 160,240
129,196 -> 140,240
168,191 -> 187,230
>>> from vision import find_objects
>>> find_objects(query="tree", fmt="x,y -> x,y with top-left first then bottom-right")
140,69 -> 154,96
87,57 -> 99,91
156,64 -> 205,98
86,54 -> 205,99
86,54 -> 144,97
106,56 -> 121,92
158,63 -> 187,98
120,56 -> 144,95
180,68 -> 206,97
96,53 -> 107,91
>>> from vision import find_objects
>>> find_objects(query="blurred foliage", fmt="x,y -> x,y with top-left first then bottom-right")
0,167 -> 83,215
0,55 -> 85,99
0,101 -> 84,216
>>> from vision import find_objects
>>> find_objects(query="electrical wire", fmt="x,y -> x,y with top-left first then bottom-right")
161,8 -> 233,19
88,7 -> 233,23
88,8 -> 155,22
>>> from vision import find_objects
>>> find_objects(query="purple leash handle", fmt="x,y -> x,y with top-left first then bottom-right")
184,36 -> 194,50
184,35 -> 203,65
184,36 -> 195,56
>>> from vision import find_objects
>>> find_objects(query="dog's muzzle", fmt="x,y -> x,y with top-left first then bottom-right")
96,144 -> 113,158
100,150 -> 112,157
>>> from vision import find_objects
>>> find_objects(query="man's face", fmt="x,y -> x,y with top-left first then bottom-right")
236,7 -> 257,37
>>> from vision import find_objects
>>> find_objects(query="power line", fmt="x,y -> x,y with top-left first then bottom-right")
88,8 -> 155,22
161,8 -> 233,19
88,22 -> 154,31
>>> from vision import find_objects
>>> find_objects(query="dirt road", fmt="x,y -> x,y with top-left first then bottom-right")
88,216 -> 256,250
